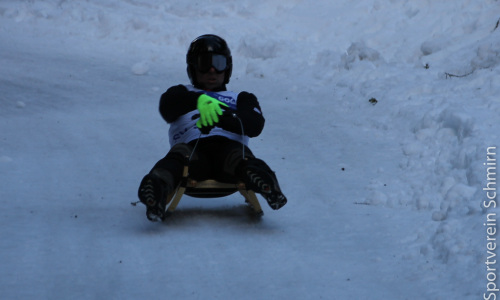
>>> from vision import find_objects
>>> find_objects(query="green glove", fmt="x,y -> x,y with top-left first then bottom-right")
196,94 -> 229,128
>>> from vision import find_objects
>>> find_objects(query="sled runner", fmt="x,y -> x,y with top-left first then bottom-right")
163,160 -> 264,219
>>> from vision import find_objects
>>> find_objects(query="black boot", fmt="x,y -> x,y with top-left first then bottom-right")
240,158 -> 287,210
138,170 -> 173,221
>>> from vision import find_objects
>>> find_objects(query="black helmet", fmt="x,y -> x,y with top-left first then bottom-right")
186,34 -> 233,87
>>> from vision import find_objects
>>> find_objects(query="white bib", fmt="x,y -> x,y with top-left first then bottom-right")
168,85 -> 250,147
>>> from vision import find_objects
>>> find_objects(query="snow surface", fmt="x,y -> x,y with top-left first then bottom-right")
1,1 -> 499,299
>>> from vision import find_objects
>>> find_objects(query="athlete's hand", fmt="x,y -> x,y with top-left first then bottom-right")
196,94 -> 228,128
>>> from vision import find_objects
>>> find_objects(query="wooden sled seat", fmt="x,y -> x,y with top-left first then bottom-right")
185,179 -> 245,198
163,163 -> 264,218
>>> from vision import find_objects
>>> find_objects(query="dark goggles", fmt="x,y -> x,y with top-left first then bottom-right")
196,54 -> 228,73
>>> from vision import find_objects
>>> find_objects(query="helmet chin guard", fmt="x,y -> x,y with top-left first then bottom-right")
186,34 -> 233,88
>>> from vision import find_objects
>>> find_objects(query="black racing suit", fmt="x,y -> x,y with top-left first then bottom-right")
150,84 -> 266,186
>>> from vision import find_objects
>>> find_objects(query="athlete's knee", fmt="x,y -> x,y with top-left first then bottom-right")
166,143 -> 197,161
224,147 -> 255,175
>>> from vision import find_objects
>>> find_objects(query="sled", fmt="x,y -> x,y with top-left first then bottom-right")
163,160 -> 264,218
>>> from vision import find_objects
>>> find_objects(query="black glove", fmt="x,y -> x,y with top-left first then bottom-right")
199,124 -> 215,134
194,110 -> 237,134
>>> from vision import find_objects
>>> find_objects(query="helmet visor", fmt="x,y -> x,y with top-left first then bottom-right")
196,54 -> 228,73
